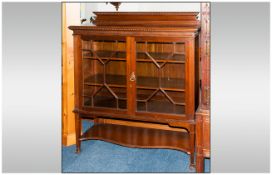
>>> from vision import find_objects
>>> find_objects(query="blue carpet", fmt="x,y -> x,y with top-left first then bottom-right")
62,120 -> 210,173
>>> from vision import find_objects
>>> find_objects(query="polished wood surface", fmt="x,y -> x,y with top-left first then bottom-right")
94,118 -> 187,132
196,3 -> 210,172
81,123 -> 191,153
69,25 -> 199,38
74,34 -> 83,153
93,12 -> 200,27
69,12 -> 200,169
196,109 -> 210,172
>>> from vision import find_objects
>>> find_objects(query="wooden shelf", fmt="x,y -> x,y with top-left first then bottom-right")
83,57 -> 126,61
83,94 -> 127,101
84,74 -> 185,90
83,98 -> 185,114
82,50 -> 126,61
136,59 -> 185,64
84,97 -> 127,109
137,52 -> 185,63
137,100 -> 185,115
136,76 -> 185,90
80,123 -> 191,153
84,74 -> 126,87
84,82 -> 126,88
83,57 -> 184,64
137,93 -> 185,105
82,49 -> 184,55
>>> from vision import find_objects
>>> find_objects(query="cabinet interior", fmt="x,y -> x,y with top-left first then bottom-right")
82,39 -> 186,115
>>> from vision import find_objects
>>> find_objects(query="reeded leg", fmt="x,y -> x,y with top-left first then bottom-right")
75,113 -> 81,153
196,153 -> 204,172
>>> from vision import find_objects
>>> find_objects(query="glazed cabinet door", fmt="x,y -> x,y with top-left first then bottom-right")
80,37 -> 128,112
75,35 -> 195,119
134,38 -> 188,117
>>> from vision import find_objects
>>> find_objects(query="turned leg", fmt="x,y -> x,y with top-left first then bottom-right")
75,113 -> 81,153
189,130 -> 195,168
196,153 -> 204,172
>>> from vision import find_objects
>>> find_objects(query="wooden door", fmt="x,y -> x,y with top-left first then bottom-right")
80,37 -> 129,114
131,37 -> 195,120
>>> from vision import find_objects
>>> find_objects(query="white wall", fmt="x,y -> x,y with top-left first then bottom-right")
81,3 -> 200,22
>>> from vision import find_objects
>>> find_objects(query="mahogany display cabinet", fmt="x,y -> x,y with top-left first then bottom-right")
69,12 -> 200,168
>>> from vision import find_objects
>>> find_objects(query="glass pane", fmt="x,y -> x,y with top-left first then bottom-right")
136,89 -> 185,115
136,42 -> 185,62
93,87 -> 117,108
106,61 -> 126,86
136,41 -> 185,115
161,63 -> 185,89
82,39 -> 127,110
136,62 -> 159,88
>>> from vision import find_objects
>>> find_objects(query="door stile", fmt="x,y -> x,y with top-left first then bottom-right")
126,36 -> 136,115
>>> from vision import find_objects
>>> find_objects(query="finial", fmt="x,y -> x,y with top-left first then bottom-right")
106,2 -> 122,11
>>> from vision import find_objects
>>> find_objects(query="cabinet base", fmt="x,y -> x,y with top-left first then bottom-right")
80,123 -> 191,154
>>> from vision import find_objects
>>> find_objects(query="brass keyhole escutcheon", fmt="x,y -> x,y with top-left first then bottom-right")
130,72 -> 136,82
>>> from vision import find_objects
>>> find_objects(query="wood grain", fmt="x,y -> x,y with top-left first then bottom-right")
81,123 -> 191,153
196,3 -> 211,172
62,3 -> 80,146
94,118 -> 187,132
93,12 -> 200,27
